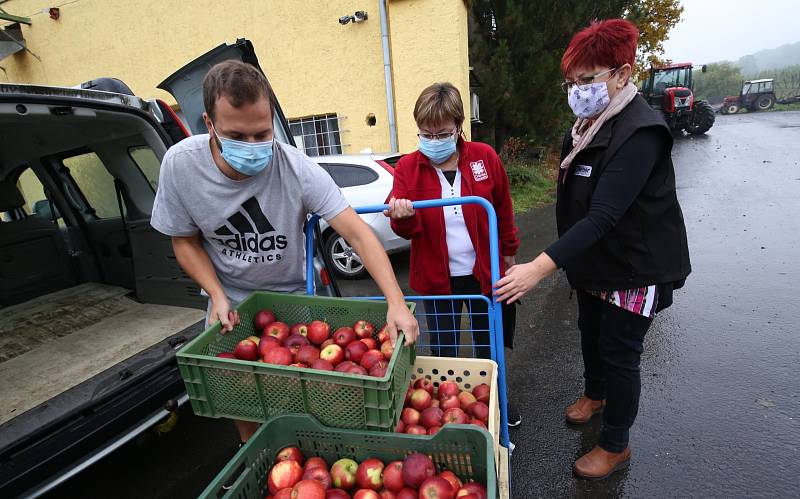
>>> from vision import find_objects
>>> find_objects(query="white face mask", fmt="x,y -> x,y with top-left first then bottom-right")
567,82 -> 611,119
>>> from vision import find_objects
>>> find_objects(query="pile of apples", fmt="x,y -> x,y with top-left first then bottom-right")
396,379 -> 491,435
266,446 -> 488,499
215,309 -> 396,377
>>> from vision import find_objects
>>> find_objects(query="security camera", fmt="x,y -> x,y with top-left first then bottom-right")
339,15 -> 352,25
353,11 -> 368,22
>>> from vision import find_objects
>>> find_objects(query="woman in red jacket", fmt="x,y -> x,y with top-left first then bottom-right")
385,82 -> 520,367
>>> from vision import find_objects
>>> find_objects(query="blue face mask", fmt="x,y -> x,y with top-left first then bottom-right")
419,134 -> 457,165
211,123 -> 274,176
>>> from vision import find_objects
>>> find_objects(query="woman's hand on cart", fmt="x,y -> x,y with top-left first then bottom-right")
383,197 -> 415,219
494,252 -> 558,304
385,301 -> 420,346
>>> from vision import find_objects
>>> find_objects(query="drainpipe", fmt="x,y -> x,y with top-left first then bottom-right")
379,0 -> 399,152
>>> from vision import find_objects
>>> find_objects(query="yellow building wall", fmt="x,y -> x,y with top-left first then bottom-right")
0,0 -> 469,154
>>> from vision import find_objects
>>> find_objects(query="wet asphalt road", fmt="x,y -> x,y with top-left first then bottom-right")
48,111 -> 800,498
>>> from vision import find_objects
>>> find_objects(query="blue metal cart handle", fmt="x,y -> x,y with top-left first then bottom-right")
305,196 -> 511,448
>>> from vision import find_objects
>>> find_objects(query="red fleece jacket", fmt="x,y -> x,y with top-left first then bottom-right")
390,139 -> 520,295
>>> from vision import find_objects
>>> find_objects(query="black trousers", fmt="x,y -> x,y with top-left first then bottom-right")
424,275 -> 516,359
577,290 -> 653,452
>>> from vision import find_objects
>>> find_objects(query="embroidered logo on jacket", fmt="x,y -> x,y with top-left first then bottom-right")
574,164 -> 593,177
470,160 -> 489,181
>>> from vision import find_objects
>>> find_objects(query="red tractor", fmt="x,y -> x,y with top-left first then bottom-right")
640,62 -> 715,135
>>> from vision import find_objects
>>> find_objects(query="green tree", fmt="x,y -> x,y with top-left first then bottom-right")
470,0 -> 684,152
693,62 -> 744,101
625,0 -> 684,77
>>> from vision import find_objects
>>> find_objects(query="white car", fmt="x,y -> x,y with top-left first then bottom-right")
312,153 -> 410,279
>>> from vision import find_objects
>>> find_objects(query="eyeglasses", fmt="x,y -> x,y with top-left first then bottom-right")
417,129 -> 458,141
561,67 -> 619,94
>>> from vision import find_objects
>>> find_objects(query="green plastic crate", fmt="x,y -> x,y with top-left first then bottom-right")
177,291 -> 415,431
200,414 -> 498,499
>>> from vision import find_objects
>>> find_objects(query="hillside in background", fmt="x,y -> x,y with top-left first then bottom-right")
737,41 -> 800,74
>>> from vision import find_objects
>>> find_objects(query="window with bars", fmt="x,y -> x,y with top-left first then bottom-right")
289,114 -> 342,156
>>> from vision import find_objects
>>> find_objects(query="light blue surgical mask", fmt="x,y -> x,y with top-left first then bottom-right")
419,134 -> 457,165
211,123 -> 274,176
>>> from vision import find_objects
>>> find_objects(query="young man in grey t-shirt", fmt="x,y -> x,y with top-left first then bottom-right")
151,60 -> 418,441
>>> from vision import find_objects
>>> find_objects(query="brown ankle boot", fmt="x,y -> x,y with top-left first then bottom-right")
565,395 -> 605,424
573,446 -> 631,480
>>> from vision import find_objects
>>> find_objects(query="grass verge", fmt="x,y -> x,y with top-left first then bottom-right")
506,149 -> 559,214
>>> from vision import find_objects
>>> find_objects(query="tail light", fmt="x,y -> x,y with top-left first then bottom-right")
320,268 -> 332,286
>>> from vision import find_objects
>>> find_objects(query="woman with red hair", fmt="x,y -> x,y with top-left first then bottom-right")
494,19 -> 691,479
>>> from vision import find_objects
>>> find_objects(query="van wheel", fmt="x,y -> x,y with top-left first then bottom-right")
325,233 -> 367,279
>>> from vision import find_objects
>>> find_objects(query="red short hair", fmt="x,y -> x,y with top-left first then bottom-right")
561,19 -> 639,77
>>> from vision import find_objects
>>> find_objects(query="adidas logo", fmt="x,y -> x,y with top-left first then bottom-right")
211,196 -> 288,253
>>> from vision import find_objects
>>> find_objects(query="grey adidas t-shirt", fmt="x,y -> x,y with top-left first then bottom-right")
151,135 -> 348,301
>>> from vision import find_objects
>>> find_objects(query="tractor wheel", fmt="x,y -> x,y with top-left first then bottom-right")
756,95 -> 775,111
685,100 -> 715,135
724,103 -> 740,114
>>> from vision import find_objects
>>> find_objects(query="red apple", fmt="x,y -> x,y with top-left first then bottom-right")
320,344 -> 345,366
360,338 -> 378,350
334,360 -> 357,372
457,392 -> 477,410
413,378 -> 435,395
307,320 -> 331,346
347,364 -> 368,376
345,341 -> 368,364
291,479 -> 327,499
471,384 -> 490,404
216,352 -> 235,359
430,399 -> 440,409
379,490 -> 396,499
353,490 -> 380,499
276,446 -> 305,466
401,407 -> 420,426
353,320 -> 376,339
438,471 -> 463,494
320,338 -> 335,349
333,327 -> 357,347
258,336 -> 282,358
442,408 -> 470,425
419,407 -> 444,429
247,335 -> 261,345
233,339 -> 259,361
302,466 -> 332,490
404,424 -> 426,435
290,323 -> 309,337
368,360 -> 389,378
467,402 -> 489,422
382,461 -> 404,492
394,420 -> 405,433
427,425 -> 442,435
380,341 -> 394,360
290,363 -> 308,368
456,482 -> 487,499
419,477 -> 454,499
396,488 -> 417,499
360,350 -> 384,371
266,322 -> 291,344
377,325 -> 391,344
326,490 -> 350,499
401,453 -> 435,488
274,489 -> 293,499
310,359 -> 335,371
295,345 -> 321,365
304,457 -> 328,472
269,460 -> 304,494
285,333 -> 310,353
469,419 -> 487,429
263,346 -> 293,365
411,389 -> 432,411
437,381 -> 460,400
405,387 -> 414,406
356,458 -> 385,490
254,309 -> 276,331
440,396 -> 460,411
330,458 -> 358,491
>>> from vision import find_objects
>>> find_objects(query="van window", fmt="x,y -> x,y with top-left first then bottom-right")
15,168 -> 64,226
63,152 -> 118,219
129,146 -> 160,190
321,164 -> 378,188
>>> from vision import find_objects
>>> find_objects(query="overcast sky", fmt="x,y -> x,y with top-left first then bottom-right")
662,0 -> 798,64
